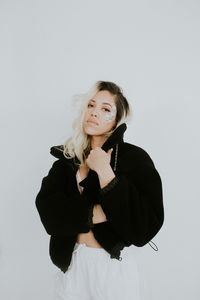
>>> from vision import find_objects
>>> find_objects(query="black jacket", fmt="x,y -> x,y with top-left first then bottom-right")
35,123 -> 164,273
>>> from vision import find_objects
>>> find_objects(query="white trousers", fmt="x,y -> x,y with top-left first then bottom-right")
53,242 -> 141,300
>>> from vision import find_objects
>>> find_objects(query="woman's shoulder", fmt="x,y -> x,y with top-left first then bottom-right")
49,144 -> 77,169
119,142 -> 155,166
47,159 -> 71,177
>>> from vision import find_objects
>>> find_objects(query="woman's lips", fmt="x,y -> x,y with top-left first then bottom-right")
87,121 -> 98,125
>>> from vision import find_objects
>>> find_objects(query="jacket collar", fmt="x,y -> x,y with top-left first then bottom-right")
50,122 -> 127,188
100,122 -> 127,152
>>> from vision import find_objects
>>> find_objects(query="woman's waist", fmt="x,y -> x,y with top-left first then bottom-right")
77,230 -> 103,248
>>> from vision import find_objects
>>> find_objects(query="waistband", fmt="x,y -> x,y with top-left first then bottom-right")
72,242 -> 139,262
73,242 -> 109,258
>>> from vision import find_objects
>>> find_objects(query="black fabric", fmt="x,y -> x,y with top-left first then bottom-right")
35,123 -> 164,272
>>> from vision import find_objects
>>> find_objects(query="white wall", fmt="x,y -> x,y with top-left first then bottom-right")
0,0 -> 199,299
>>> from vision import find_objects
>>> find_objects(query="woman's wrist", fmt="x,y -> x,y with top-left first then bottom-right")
96,165 -> 116,189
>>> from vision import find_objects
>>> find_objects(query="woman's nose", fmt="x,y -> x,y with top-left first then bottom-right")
91,108 -> 98,117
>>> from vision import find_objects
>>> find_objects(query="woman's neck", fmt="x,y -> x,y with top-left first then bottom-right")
90,135 -> 107,149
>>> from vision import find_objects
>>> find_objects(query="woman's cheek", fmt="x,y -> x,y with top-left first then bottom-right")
104,104 -> 116,123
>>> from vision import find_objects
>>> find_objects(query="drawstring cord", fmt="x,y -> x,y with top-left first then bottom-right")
148,240 -> 158,251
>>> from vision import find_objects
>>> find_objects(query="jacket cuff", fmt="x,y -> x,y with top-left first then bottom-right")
99,176 -> 119,195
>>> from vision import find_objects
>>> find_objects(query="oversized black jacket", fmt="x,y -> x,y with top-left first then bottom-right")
35,123 -> 164,273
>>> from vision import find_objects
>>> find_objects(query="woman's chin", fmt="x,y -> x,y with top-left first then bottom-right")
83,126 -> 98,135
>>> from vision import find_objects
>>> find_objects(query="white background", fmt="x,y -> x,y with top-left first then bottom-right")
0,0 -> 199,299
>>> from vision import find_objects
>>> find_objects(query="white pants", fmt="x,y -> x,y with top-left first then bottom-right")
53,242 -> 141,300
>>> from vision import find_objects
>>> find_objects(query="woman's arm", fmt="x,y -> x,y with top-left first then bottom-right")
78,165 -> 107,225
35,159 -> 93,236
96,150 -> 164,246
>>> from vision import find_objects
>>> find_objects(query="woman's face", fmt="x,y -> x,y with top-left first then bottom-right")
83,90 -> 117,136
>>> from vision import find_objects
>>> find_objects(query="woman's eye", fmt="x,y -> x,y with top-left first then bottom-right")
103,108 -> 110,112
88,104 -> 110,112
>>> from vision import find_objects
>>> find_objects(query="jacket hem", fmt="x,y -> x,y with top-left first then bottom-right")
110,241 -> 126,261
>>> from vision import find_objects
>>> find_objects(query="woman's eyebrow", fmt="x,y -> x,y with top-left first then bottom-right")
90,99 -> 112,108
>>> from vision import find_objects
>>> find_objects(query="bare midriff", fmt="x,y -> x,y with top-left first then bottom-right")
76,165 -> 102,248
77,230 -> 102,248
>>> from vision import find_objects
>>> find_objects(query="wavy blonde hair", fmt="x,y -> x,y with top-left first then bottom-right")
63,80 -> 133,167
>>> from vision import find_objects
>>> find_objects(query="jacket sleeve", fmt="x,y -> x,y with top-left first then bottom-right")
97,150 -> 164,247
35,159 -> 93,236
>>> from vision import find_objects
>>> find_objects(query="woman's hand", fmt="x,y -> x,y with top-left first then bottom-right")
92,204 -> 107,224
85,147 -> 113,224
85,147 -> 113,173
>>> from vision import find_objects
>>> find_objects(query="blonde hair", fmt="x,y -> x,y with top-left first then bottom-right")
63,80 -> 132,167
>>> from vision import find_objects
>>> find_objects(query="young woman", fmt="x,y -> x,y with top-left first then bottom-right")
35,80 -> 164,300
